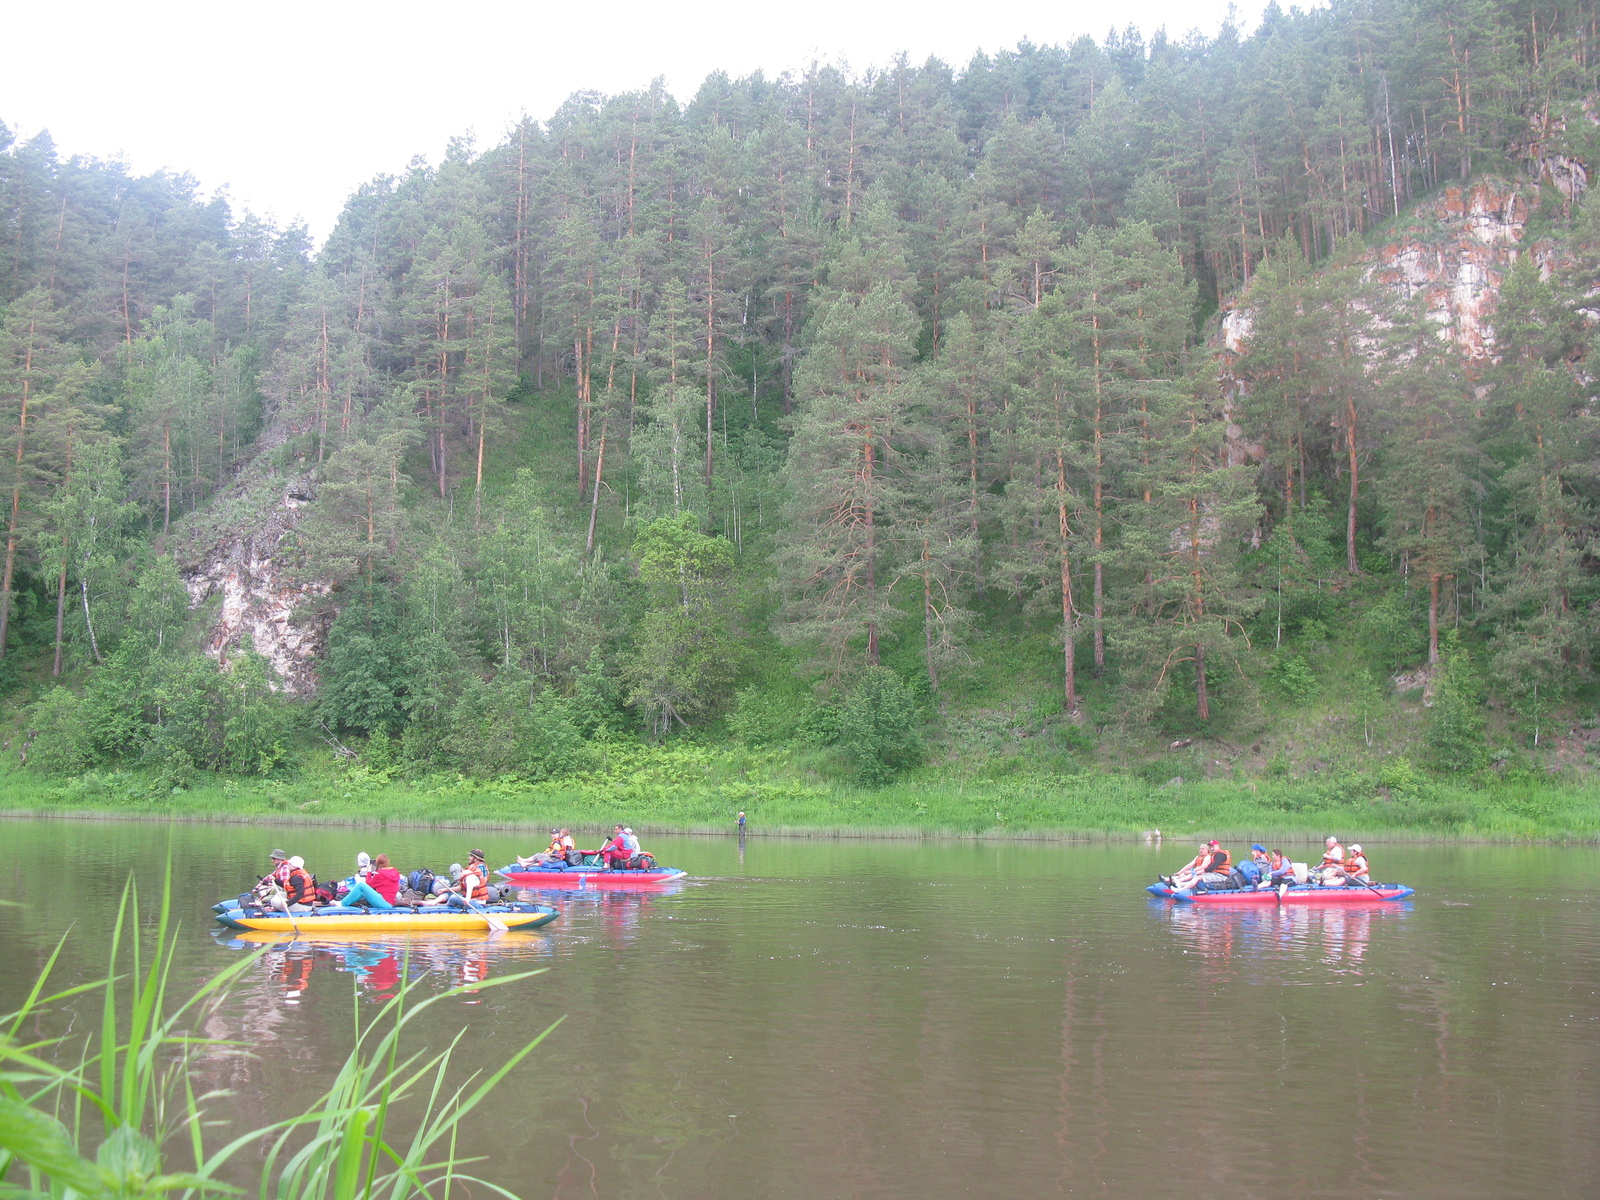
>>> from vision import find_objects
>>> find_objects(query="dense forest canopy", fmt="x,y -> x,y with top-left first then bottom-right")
6,0 -> 1600,785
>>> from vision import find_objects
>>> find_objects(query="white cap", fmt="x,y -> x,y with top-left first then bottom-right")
1350,844 -> 1362,854
289,856 -> 305,869
624,827 -> 634,834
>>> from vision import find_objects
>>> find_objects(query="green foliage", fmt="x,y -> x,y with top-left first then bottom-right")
838,667 -> 924,786
1270,653 -> 1321,702
15,10 -> 1600,805
625,514 -> 741,736
445,670 -> 595,779
216,643 -> 291,774
1359,589 -> 1427,672
1428,632 -> 1488,773
22,687 -> 93,776
729,684 -> 808,746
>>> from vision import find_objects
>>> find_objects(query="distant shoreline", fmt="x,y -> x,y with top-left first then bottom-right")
2,804 -> 1595,845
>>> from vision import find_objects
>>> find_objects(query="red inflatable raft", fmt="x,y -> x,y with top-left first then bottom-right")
1147,881 -> 1415,904
498,863 -> 687,888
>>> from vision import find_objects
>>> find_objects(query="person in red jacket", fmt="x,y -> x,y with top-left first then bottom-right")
344,852 -> 402,908
599,825 -> 632,869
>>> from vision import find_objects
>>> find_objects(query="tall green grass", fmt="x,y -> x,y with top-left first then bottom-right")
0,873 -> 556,1198
5,758 -> 1597,842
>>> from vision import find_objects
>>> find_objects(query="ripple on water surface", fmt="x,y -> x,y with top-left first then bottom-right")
0,823 -> 1595,1200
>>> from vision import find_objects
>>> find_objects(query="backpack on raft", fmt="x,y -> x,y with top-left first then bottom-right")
314,882 -> 339,905
407,868 -> 436,896
628,853 -> 656,871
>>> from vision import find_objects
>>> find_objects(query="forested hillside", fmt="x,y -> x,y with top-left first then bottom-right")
6,0 -> 1600,799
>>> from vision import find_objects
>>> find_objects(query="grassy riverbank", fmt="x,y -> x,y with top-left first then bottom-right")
4,742 -> 1597,842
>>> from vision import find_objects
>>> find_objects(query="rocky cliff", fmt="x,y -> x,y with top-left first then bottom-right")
178,473 -> 331,694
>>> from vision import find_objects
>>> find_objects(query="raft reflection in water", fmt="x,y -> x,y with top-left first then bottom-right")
214,928 -> 558,1004
1154,898 -> 1411,981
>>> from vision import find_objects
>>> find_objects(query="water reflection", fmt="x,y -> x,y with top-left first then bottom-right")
1155,900 -> 1412,981
514,885 -> 677,952
213,929 -> 556,1004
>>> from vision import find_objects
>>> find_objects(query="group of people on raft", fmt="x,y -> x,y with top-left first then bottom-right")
514,824 -> 653,870
251,846 -> 502,913
1161,836 -> 1372,892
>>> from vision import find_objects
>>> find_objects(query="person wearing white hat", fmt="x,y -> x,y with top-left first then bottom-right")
1343,844 -> 1370,883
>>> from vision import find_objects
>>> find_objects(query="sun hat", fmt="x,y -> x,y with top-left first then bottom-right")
1251,844 -> 1266,853
289,856 -> 305,868
270,848 -> 287,860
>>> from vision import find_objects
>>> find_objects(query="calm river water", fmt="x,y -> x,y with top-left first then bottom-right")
0,819 -> 1596,1199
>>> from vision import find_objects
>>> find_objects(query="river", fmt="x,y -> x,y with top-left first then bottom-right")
0,819 -> 1595,1199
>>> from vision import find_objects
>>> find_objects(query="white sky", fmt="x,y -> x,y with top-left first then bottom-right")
5,0 -> 1268,246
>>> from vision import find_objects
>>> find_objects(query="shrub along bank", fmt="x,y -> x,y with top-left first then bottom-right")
4,739 -> 1596,842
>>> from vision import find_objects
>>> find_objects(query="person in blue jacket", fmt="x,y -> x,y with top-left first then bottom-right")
1231,845 -> 1272,888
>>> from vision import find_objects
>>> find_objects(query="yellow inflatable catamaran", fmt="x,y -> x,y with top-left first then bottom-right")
216,902 -> 559,933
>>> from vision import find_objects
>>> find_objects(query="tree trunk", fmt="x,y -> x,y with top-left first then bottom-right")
1055,447 -> 1077,712
704,252 -> 717,490
1346,393 -> 1360,574
586,418 -> 609,556
52,547 -> 67,676
923,542 -> 938,692
1195,641 -> 1209,720
0,328 -> 36,659
81,574 -> 101,663
1428,571 -> 1442,664
864,433 -> 878,666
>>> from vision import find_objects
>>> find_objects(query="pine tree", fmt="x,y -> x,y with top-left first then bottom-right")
774,199 -> 921,677
1376,336 -> 1479,667
0,287 -> 69,656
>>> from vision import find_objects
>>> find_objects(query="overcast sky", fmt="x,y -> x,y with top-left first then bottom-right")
6,0 -> 1269,245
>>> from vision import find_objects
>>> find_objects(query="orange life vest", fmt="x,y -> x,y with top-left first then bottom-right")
285,866 -> 316,905
1320,844 -> 1345,868
1345,852 -> 1369,878
459,866 -> 489,901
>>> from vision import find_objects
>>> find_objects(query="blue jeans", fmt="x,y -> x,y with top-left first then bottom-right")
343,879 -> 395,909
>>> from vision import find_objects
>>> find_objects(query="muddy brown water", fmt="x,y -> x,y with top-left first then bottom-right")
0,819 -> 1596,1199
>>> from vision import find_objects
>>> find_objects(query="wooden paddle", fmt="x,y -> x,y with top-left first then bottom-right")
466,897 -> 510,933
461,862 -> 509,932
1338,867 -> 1386,895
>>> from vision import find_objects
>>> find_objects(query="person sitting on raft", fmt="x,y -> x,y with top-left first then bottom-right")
343,853 -> 402,908
1166,841 -> 1229,889
252,848 -> 293,900
518,829 -> 573,868
1162,841 -> 1211,889
1316,836 -> 1346,885
272,856 -> 318,913
1328,843 -> 1370,887
1267,848 -> 1296,887
430,850 -> 491,909
599,825 -> 631,869
1230,845 -> 1271,889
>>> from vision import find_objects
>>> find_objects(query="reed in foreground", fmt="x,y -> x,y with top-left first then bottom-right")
0,873 -> 556,1199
